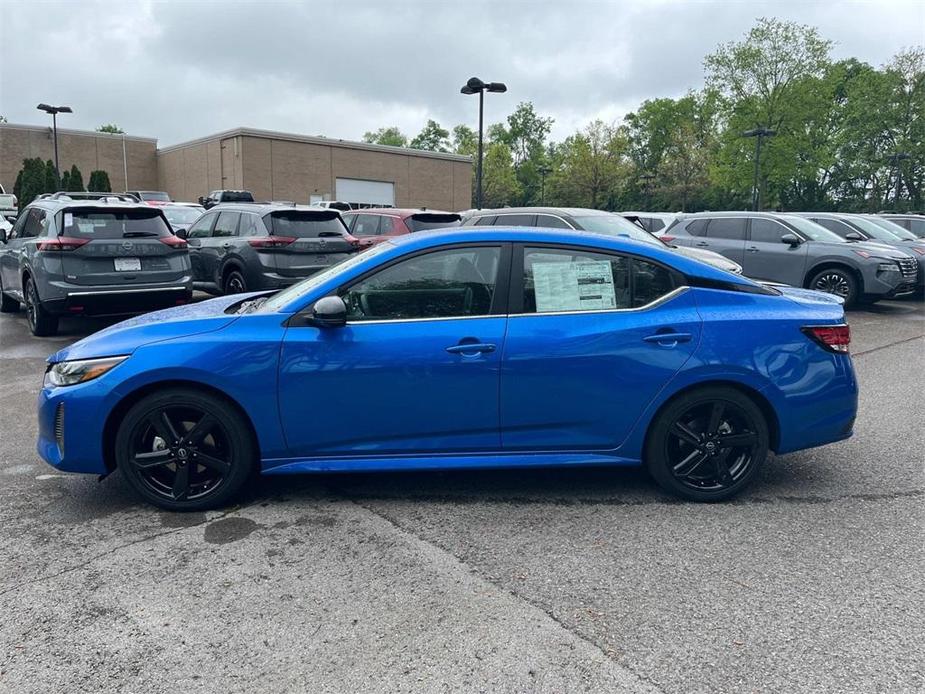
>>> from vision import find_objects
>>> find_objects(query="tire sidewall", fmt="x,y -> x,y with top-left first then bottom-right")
809,267 -> 857,307
645,387 -> 769,502
223,269 -> 247,295
116,389 -> 256,511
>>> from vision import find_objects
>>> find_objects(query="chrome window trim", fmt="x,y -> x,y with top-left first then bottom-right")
488,212 -> 578,230
344,286 -> 689,325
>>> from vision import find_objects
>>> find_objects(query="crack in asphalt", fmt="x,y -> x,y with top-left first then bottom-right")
341,492 -> 669,694
0,505 -> 246,598
852,334 -> 924,357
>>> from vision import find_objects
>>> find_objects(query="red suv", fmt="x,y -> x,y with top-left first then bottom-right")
340,208 -> 462,250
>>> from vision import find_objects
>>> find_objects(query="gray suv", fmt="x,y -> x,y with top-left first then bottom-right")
0,198 -> 192,336
663,211 -> 918,306
183,204 -> 357,294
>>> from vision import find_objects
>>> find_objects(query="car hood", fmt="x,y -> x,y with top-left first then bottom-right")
812,240 -> 915,259
671,246 -> 742,273
49,294 -> 253,363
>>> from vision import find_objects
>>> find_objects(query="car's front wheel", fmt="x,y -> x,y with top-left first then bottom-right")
115,388 -> 257,511
808,267 -> 858,307
645,387 -> 769,501
24,278 -> 58,336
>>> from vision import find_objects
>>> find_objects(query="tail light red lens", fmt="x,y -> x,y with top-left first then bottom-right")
159,235 -> 188,249
248,236 -> 295,249
37,236 -> 90,252
660,235 -> 675,244
802,325 -> 851,353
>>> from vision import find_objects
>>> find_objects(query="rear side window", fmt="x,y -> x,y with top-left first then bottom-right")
646,218 -> 665,232
908,219 -> 925,236
473,216 -> 497,226
22,209 -> 48,238
706,218 -> 746,240
379,217 -> 400,234
407,213 -> 462,232
497,214 -> 535,226
534,214 -> 572,229
264,210 -> 347,238
239,214 -> 263,237
60,208 -> 171,239
352,214 -> 382,236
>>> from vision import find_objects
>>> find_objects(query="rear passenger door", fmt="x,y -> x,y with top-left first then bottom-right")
201,211 -> 240,283
700,218 -> 747,265
500,245 -> 701,451
743,218 -> 808,285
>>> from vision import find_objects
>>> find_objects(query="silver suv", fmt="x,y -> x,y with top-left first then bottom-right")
663,211 -> 918,306
0,197 -> 192,335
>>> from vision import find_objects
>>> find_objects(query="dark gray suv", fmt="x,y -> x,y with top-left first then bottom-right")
663,211 -> 918,306
183,204 -> 357,294
0,198 -> 192,336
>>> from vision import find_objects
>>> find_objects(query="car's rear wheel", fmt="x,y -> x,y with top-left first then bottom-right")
116,388 -> 256,511
808,267 -> 858,307
24,278 -> 58,336
646,387 -> 769,501
223,269 -> 247,295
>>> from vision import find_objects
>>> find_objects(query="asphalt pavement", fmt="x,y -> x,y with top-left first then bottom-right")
0,297 -> 922,693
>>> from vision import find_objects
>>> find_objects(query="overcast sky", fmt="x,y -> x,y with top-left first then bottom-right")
1,0 -> 922,147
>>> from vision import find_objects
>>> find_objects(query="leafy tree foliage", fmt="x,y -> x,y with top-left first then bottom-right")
362,126 -> 408,148
88,170 -> 112,192
12,159 -> 49,207
97,124 -> 125,134
410,120 -> 450,152
481,143 -> 521,208
66,164 -> 85,192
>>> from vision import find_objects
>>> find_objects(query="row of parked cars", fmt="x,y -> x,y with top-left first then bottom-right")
0,188 -> 922,336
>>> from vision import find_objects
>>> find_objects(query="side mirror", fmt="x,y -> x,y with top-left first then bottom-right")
311,295 -> 347,328
174,228 -> 188,240
845,231 -> 863,241
780,234 -> 801,246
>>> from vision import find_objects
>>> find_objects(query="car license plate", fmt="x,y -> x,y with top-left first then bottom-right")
114,258 -> 141,272
313,254 -> 328,264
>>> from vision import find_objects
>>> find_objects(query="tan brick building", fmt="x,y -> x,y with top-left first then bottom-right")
0,123 -> 472,211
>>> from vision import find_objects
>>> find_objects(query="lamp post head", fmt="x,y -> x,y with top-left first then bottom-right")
37,104 -> 73,115
460,77 -> 506,95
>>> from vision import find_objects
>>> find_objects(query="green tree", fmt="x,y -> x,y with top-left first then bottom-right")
13,170 -> 23,203
44,160 -> 59,193
409,119 -> 450,152
14,158 -> 47,207
88,170 -> 112,192
451,124 -> 477,156
489,102 -> 554,205
60,169 -> 70,192
66,164 -> 85,192
548,121 -> 628,209
480,143 -> 521,208
362,126 -> 408,147
96,123 -> 125,134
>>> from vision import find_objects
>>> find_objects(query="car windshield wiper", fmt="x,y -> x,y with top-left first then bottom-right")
122,231 -> 161,237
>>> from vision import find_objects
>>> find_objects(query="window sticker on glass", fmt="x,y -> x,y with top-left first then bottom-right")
533,260 -> 616,312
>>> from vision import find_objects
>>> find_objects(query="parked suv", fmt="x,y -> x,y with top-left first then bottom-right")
460,207 -> 743,275
0,199 -> 192,335
878,213 -> 925,238
183,204 -> 357,294
341,208 -> 462,249
199,190 -> 255,209
663,211 -> 918,306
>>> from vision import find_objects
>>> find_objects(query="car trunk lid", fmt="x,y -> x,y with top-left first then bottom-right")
261,209 -> 355,278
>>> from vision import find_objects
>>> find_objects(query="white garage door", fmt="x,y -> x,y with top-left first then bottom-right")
335,178 -> 395,207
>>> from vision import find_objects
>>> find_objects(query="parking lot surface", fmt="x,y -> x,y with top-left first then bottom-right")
1,298 -> 922,693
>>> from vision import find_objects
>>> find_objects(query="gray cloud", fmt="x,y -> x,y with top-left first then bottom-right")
1,0 -> 922,146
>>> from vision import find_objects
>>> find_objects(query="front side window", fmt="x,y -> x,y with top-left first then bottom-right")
341,246 -> 501,322
22,209 -> 47,238
351,214 -> 382,237
212,211 -> 240,238
749,218 -> 790,243
188,214 -> 215,239
522,247 -> 676,313
812,218 -> 853,238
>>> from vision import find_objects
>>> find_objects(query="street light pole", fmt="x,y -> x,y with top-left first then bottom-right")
36,104 -> 73,181
538,165 -> 551,205
887,152 -> 910,212
461,77 -> 507,209
742,127 -> 776,211
639,173 -> 656,211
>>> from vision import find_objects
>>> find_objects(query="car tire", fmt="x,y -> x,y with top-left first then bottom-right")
24,278 -> 58,336
645,386 -> 769,502
0,279 -> 21,313
223,269 -> 247,295
807,267 -> 859,307
116,388 -> 257,511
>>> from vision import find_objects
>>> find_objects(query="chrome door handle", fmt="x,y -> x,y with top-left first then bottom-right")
694,242 -> 708,247
643,332 -> 692,345
446,343 -> 496,355
746,246 -> 759,252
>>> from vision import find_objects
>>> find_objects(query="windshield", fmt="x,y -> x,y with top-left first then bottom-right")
264,210 -> 347,238
162,206 -> 203,225
846,215 -> 906,242
258,241 -> 394,313
863,216 -> 918,241
60,208 -> 171,238
780,216 -> 846,243
139,191 -> 171,202
571,215 -> 663,247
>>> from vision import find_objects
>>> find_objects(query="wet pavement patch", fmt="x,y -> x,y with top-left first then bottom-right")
203,516 -> 259,544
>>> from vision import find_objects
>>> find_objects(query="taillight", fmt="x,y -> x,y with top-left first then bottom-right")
802,325 -> 851,353
159,235 -> 188,249
248,236 -> 295,248
660,235 -> 675,243
37,236 -> 90,252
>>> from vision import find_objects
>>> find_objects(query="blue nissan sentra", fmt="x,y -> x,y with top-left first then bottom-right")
37,228 -> 858,510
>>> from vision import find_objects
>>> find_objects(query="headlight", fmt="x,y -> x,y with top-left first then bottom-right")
877,262 -> 900,272
45,356 -> 128,387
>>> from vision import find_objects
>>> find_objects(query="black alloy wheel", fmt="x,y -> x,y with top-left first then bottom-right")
646,387 -> 769,501
808,268 -> 857,307
224,269 -> 247,295
116,389 -> 256,510
24,278 -> 58,336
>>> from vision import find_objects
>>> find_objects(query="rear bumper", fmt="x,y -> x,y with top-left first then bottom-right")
44,281 -> 193,316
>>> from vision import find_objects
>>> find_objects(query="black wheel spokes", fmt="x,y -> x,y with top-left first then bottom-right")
667,400 -> 759,491
131,407 -> 231,502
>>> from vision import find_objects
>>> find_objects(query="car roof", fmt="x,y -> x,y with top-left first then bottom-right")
464,207 -> 614,217
343,208 -> 456,218
30,198 -> 156,212
206,202 -> 340,214
674,211 -> 785,219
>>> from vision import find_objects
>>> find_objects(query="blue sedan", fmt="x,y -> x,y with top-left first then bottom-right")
37,228 -> 858,510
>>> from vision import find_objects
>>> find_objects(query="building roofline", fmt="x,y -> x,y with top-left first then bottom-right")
157,126 -> 472,162
0,122 -> 157,143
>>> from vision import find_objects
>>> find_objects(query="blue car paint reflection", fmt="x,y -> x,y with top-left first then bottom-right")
37,228 -> 857,480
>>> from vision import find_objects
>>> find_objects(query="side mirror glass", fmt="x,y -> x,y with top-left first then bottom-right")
845,231 -> 863,241
174,228 -> 188,240
780,233 -> 801,246
311,295 -> 347,328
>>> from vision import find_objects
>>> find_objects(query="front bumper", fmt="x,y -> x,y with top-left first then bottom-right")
37,379 -> 112,475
